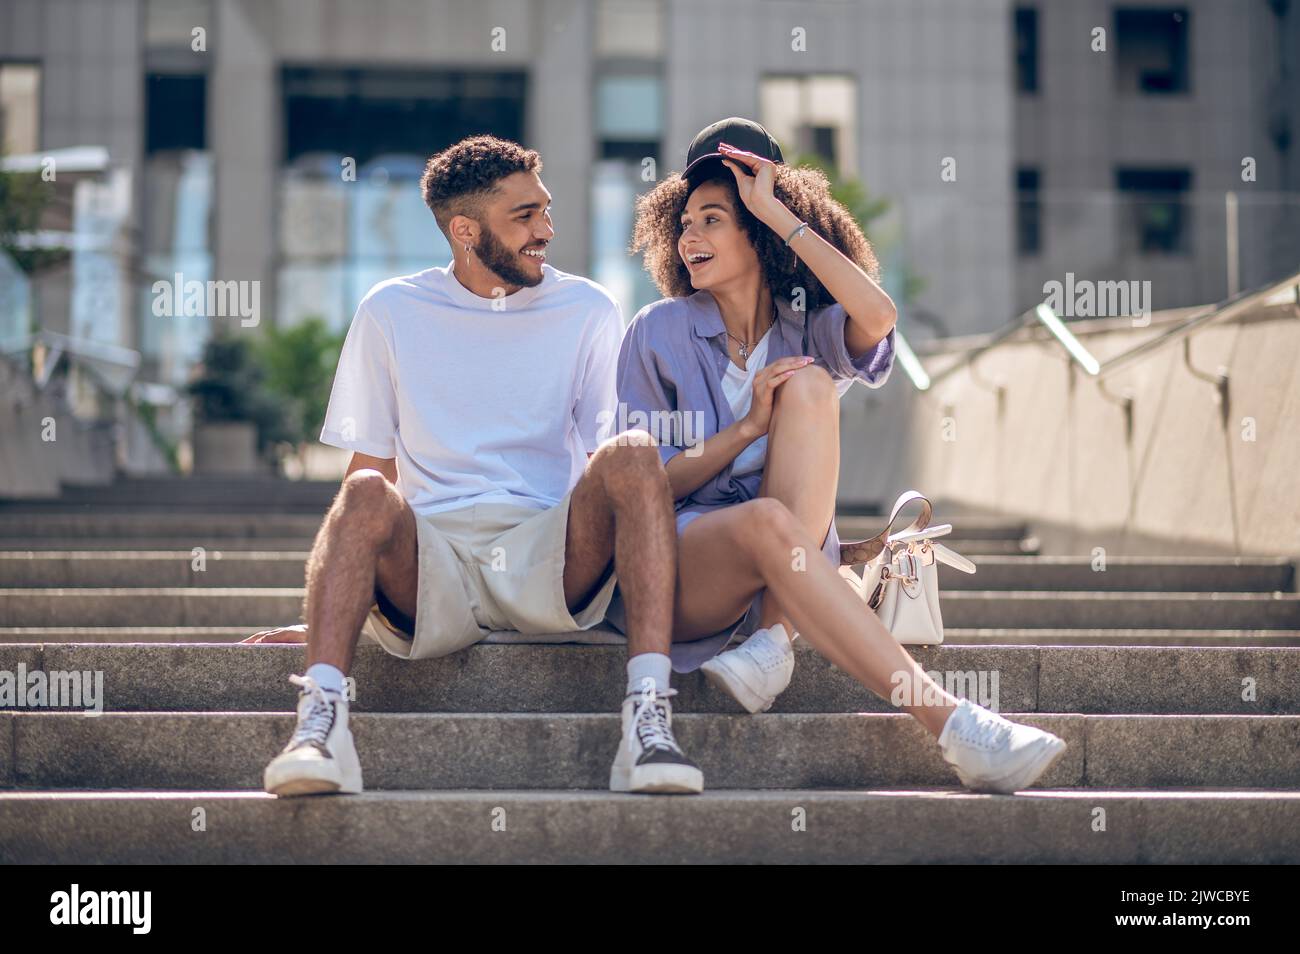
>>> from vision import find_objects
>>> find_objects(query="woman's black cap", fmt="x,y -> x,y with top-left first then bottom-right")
684,117 -> 784,182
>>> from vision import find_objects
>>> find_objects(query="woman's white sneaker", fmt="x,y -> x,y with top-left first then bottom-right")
700,624 -> 794,713
937,698 -> 1066,794
263,674 -> 363,796
609,687 -> 703,794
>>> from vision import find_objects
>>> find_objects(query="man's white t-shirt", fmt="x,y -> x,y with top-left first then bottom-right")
720,326 -> 774,477
319,262 -> 624,516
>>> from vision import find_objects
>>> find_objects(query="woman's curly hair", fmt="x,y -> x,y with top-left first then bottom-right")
630,163 -> 880,309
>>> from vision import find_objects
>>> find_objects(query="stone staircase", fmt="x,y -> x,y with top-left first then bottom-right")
1,478 -> 1298,862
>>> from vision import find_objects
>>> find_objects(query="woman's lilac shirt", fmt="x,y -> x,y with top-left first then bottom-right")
615,288 -> 897,543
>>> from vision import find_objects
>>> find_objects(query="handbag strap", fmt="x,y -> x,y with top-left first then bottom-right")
839,490 -> 933,566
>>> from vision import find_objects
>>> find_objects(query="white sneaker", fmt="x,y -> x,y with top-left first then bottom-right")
264,674 -> 363,796
609,687 -> 703,794
937,699 -> 1066,794
700,624 -> 795,714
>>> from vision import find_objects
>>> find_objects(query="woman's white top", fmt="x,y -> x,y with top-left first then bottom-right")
720,326 -> 774,477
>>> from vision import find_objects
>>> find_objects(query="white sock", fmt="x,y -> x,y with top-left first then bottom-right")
305,663 -> 346,696
626,652 -> 672,696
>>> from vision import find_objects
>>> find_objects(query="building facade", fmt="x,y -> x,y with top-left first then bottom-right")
2,0 -> 1296,395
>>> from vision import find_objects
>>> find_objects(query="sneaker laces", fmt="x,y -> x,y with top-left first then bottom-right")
954,705 -> 1012,752
629,687 -> 682,754
288,674 -> 337,747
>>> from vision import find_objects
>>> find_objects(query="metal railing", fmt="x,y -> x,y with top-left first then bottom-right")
908,267 -> 1300,392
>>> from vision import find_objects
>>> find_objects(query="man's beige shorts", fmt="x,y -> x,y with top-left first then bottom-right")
361,488 -> 617,660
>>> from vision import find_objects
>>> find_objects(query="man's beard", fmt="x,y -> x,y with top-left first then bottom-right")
474,225 -> 544,289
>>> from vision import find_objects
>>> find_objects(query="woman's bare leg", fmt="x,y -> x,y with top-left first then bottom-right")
755,364 -> 840,633
674,499 -> 959,737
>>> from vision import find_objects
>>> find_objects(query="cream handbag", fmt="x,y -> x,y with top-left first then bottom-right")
838,491 -> 977,646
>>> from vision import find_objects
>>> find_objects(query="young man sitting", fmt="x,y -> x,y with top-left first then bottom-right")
258,136 -> 702,796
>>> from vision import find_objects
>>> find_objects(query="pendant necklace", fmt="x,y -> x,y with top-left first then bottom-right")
726,300 -> 777,361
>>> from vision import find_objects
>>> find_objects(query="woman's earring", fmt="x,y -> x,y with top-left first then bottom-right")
464,244 -> 472,255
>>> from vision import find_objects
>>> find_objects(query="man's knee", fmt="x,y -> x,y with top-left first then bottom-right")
334,470 -> 405,544
774,363 -> 836,412
591,430 -> 668,499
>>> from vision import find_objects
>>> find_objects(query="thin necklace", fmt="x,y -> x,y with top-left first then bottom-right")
726,299 -> 777,361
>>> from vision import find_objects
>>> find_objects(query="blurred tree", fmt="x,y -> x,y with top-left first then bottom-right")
0,153 -> 67,275
186,332 -> 295,458
252,316 -> 345,467
788,152 -> 926,304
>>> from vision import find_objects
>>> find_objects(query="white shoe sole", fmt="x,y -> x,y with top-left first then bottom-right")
700,655 -> 776,714
610,762 -> 704,794
963,736 -> 1068,794
264,744 -> 363,797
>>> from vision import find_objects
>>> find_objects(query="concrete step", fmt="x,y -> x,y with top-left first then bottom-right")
0,538 -> 322,552
0,588 -> 305,627
3,643 -> 1296,714
0,511 -> 1031,545
0,537 -> 1042,555
3,711 -> 1295,790
933,628 -> 1300,646
6,626 -> 1299,646
3,789 -> 1296,863
0,551 -> 311,588
945,591 -> 1300,629
1,477 -> 341,509
937,556 -> 1295,592
3,551 -> 1290,592
5,587 -> 1297,629
0,512 -> 327,539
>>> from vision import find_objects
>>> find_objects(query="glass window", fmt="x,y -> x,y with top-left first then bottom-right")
596,74 -> 662,141
278,68 -> 525,330
0,63 -> 41,154
1115,8 -> 1190,94
596,0 -> 664,58
144,0 -> 213,47
146,74 -> 206,154
760,75 -> 858,177
283,68 -> 527,167
1116,167 -> 1193,254
591,71 -> 662,319
1016,167 -> 1042,256
141,73 -> 212,385
1015,7 -> 1039,94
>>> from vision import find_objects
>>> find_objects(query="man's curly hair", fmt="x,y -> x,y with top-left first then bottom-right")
421,135 -> 542,235
630,163 -> 879,309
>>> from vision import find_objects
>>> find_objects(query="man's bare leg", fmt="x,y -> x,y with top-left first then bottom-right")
562,429 -> 701,793
303,470 -> 420,674
264,469 -> 418,796
561,430 -> 675,658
